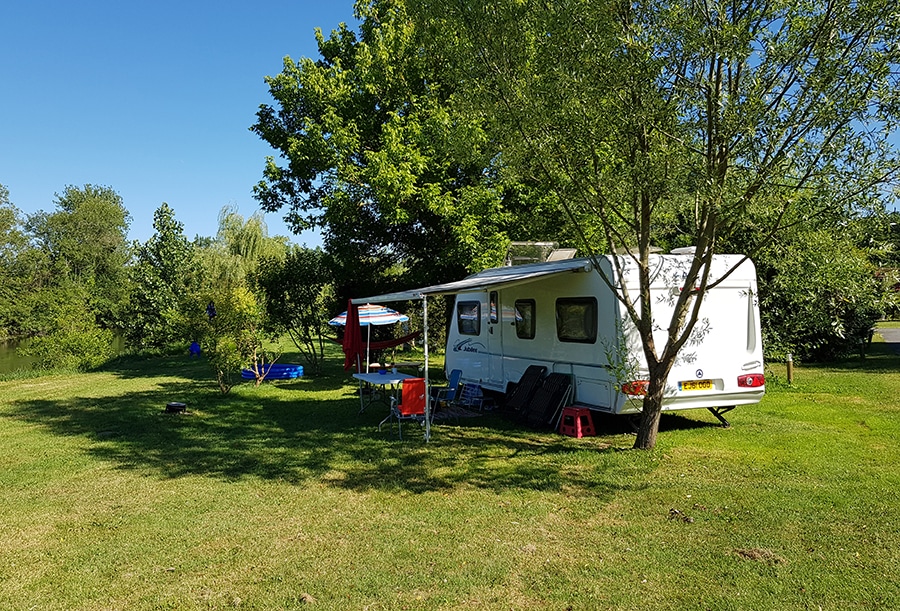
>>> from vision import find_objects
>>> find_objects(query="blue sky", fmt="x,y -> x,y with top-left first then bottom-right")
1,1 -> 358,245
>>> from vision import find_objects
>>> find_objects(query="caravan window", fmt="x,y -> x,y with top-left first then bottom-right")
457,301 -> 481,335
556,297 -> 597,343
489,291 -> 499,324
515,299 -> 536,339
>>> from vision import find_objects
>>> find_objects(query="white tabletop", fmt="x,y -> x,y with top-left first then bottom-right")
352,372 -> 417,386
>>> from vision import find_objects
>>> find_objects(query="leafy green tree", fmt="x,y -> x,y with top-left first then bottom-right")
217,206 -> 288,271
410,0 -> 900,448
3,184 -> 130,368
178,207 -> 287,391
0,185 -> 30,336
126,203 -> 197,350
196,206 -> 289,291
182,285 -> 277,393
26,185 -> 132,329
254,246 -> 334,374
251,0 -> 565,300
755,229 -> 881,361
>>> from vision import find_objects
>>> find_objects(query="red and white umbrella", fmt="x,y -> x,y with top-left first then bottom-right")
329,303 -> 409,327
330,303 -> 409,372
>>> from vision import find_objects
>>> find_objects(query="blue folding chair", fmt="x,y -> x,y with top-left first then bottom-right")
431,369 -> 462,407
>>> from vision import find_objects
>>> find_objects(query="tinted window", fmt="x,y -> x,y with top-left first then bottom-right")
556,297 -> 597,343
515,299 -> 536,339
457,301 -> 481,335
489,291 -> 499,324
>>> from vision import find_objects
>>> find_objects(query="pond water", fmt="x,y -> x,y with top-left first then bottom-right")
0,338 -> 38,373
0,336 -> 126,374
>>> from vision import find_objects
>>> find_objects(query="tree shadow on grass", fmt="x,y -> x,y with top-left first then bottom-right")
803,342 -> 900,373
4,368 -> 645,502
761,340 -> 898,376
98,353 -> 357,393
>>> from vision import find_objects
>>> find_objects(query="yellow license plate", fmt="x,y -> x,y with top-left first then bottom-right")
679,379 -> 714,392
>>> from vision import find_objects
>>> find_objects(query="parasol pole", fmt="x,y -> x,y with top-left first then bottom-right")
423,294 -> 430,442
366,322 -> 372,373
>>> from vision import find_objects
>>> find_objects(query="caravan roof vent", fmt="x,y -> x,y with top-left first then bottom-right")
505,241 -> 559,266
546,248 -> 577,261
613,245 -> 663,255
670,246 -> 696,255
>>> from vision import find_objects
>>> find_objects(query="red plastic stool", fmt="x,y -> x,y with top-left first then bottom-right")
559,406 -> 595,438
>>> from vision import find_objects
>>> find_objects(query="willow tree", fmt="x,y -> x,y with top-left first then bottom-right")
410,0 -> 900,448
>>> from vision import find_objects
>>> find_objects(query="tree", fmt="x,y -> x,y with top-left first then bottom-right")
410,0 -> 900,448
6,184 -> 131,368
254,246 -> 334,374
181,207 -> 286,391
0,193 -> 61,338
251,0 -> 566,300
182,285 -> 275,393
0,185 -> 30,336
26,184 -> 132,329
126,203 -> 197,350
217,206 -> 288,270
755,228 -> 881,361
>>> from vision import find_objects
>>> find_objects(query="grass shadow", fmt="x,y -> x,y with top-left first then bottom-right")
3,356 -> 645,503
792,342 -> 900,374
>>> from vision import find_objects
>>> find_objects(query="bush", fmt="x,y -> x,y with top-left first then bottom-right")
758,231 -> 882,361
22,325 -> 115,371
18,287 -> 118,371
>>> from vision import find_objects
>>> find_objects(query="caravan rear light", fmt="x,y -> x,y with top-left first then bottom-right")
621,380 -> 649,396
737,373 -> 765,388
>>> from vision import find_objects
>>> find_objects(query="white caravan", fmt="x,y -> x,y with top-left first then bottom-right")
442,254 -> 764,418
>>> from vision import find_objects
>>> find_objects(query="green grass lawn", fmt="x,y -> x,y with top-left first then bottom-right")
1,344 -> 898,610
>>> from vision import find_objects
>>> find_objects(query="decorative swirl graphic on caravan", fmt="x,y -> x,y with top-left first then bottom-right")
453,339 -> 486,353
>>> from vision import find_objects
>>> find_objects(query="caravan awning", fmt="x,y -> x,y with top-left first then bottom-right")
351,258 -> 593,304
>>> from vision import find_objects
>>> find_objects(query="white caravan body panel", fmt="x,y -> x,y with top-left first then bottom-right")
445,255 -> 764,414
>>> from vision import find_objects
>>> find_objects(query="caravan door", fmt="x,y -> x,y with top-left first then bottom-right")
485,290 -> 504,389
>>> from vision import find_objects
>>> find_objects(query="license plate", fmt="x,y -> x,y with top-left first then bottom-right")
679,379 -> 713,392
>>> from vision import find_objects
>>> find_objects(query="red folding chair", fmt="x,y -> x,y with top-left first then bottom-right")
379,377 -> 426,439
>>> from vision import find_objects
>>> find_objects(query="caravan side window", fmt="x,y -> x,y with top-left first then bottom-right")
556,297 -> 597,343
489,291 -> 499,324
457,301 -> 481,336
515,299 -> 536,339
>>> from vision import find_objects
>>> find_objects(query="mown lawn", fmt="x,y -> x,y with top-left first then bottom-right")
1,343 -> 898,610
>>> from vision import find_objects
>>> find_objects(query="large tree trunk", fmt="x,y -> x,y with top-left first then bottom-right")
633,385 -> 664,449
633,360 -> 674,450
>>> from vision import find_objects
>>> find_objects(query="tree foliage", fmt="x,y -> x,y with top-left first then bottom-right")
0,186 -> 30,336
757,228 -> 881,361
1,185 -> 131,369
251,0 -> 570,299
177,208 -> 288,391
408,0 -> 900,448
254,246 -> 334,374
19,285 -> 117,371
180,285 -> 277,394
26,184 -> 132,329
126,203 -> 197,351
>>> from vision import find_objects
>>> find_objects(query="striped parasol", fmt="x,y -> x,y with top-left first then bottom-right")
329,303 -> 410,372
329,303 -> 409,327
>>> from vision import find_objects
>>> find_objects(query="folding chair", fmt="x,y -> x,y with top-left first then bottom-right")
452,383 -> 495,412
522,373 -> 574,429
430,369 -> 462,407
379,377 -> 426,439
503,365 -> 547,414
